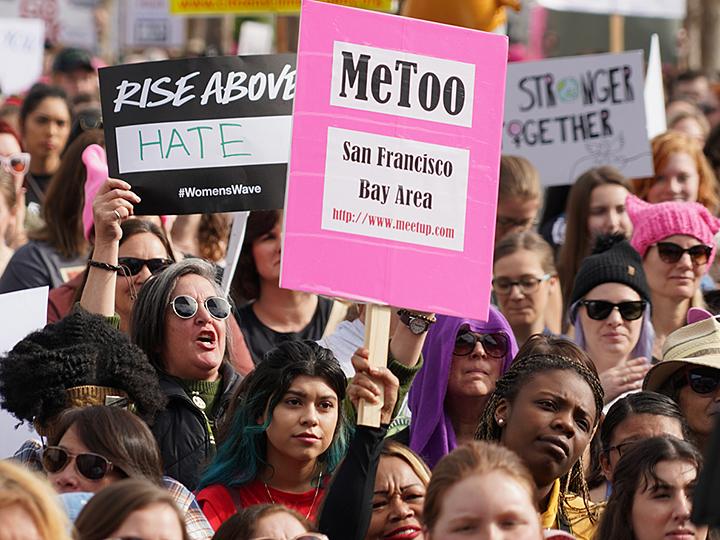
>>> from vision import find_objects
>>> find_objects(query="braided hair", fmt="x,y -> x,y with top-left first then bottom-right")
475,334 -> 605,523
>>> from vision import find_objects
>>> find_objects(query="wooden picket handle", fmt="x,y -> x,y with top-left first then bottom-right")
609,13 -> 625,53
357,303 -> 392,427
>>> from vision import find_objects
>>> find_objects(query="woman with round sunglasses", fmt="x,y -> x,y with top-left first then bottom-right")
568,235 -> 654,406
129,257 -> 241,491
213,504 -> 327,540
0,120 -> 28,250
197,340 -> 349,529
644,309 -> 720,455
475,334 -> 605,539
406,307 -> 517,469
626,194 -> 720,357
595,436 -> 707,540
493,231 -> 559,346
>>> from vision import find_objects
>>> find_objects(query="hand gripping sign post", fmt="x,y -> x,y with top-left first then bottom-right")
281,0 -> 508,425
503,51 -> 653,187
99,54 -> 296,216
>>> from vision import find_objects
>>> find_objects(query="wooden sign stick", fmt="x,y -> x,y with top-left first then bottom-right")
609,13 -> 625,53
357,303 -> 392,427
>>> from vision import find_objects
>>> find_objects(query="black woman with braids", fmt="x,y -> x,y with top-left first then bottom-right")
475,334 -> 605,540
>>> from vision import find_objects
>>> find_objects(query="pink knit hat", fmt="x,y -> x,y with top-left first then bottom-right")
626,194 -> 720,266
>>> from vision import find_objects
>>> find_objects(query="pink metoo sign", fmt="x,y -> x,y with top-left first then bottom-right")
280,0 -> 508,319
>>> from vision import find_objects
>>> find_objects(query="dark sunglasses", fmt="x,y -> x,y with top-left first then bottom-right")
678,366 -> 720,395
653,242 -> 712,266
117,257 -> 172,277
42,446 -> 113,481
580,300 -> 646,321
454,331 -> 509,358
170,295 -> 231,320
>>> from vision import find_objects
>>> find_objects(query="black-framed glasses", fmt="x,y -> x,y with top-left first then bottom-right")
653,242 -> 712,266
169,295 -> 231,320
606,440 -> 636,458
678,366 -> 720,395
580,300 -> 646,321
117,257 -> 172,277
42,446 -> 114,481
492,274 -> 552,295
0,152 -> 30,175
453,331 -> 509,358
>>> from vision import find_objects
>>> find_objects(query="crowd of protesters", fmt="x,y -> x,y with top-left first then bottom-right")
0,9 -> 720,540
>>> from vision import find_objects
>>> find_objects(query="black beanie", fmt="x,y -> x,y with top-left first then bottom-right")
569,235 -> 651,309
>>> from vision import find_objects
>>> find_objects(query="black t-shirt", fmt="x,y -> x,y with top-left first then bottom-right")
235,297 -> 334,364
25,173 -> 52,207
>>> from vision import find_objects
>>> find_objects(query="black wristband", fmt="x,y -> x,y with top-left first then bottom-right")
87,260 -> 121,272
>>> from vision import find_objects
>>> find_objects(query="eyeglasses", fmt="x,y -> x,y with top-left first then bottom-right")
42,446 -> 114,481
492,274 -> 552,295
454,331 -> 509,358
117,257 -> 172,277
169,295 -> 231,320
580,300 -> 646,321
606,440 -> 636,458
680,366 -> 720,395
653,242 -> 713,266
0,152 -> 30,175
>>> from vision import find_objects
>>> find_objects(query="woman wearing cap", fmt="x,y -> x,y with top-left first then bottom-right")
567,235 -> 654,405
407,308 -> 518,469
644,310 -> 720,454
626,194 -> 720,357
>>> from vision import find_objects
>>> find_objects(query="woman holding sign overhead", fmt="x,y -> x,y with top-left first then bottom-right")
231,210 -> 347,364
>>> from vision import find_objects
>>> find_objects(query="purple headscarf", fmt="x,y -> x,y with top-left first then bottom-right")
408,307 -> 518,469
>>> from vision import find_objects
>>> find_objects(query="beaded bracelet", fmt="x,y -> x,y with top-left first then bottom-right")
87,260 -> 121,272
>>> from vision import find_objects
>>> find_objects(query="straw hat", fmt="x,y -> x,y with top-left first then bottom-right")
644,312 -> 720,393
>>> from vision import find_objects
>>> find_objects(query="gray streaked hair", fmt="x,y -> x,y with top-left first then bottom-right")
130,258 -> 233,371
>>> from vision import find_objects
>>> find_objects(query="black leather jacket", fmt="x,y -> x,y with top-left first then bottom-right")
151,362 -> 242,490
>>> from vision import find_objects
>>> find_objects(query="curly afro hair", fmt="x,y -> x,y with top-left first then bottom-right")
0,309 -> 166,428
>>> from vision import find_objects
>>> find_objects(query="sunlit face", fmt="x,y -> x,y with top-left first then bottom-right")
263,375 -> 339,466
600,414 -> 685,482
115,232 -> 170,334
426,471 -> 542,540
0,504 -> 42,540
671,118 -> 706,144
579,283 -> 643,370
253,511 -> 309,539
0,133 -> 24,191
495,197 -> 540,244
21,97 -> 71,162
496,370 -> 597,490
53,69 -> 99,100
367,456 -> 425,540
108,503 -> 184,540
647,153 -> 700,204
252,219 -> 282,284
587,184 -> 632,239
160,273 -> 227,381
446,326 -> 504,401
46,424 -> 123,494
493,249 -> 555,330
631,460 -> 707,540
642,235 -> 706,301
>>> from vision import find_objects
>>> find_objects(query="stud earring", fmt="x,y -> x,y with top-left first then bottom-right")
496,418 -> 505,427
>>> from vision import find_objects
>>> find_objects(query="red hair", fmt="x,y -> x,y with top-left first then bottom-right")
0,120 -> 22,150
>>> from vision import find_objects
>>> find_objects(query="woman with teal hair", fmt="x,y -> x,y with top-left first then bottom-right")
196,340 -> 350,530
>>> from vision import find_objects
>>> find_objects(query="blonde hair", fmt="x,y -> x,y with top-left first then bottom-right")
0,167 -> 16,210
494,231 -> 556,275
423,441 -> 536,532
0,461 -> 71,540
381,440 -> 431,487
632,131 -> 719,213
499,155 -> 541,201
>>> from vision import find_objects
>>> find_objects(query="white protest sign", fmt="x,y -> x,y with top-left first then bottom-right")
0,0 -> 96,48
0,287 -> 48,457
645,34 -> 666,140
536,0 -> 686,19
503,50 -> 653,186
123,0 -> 186,49
0,18 -> 44,95
238,21 -> 274,55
